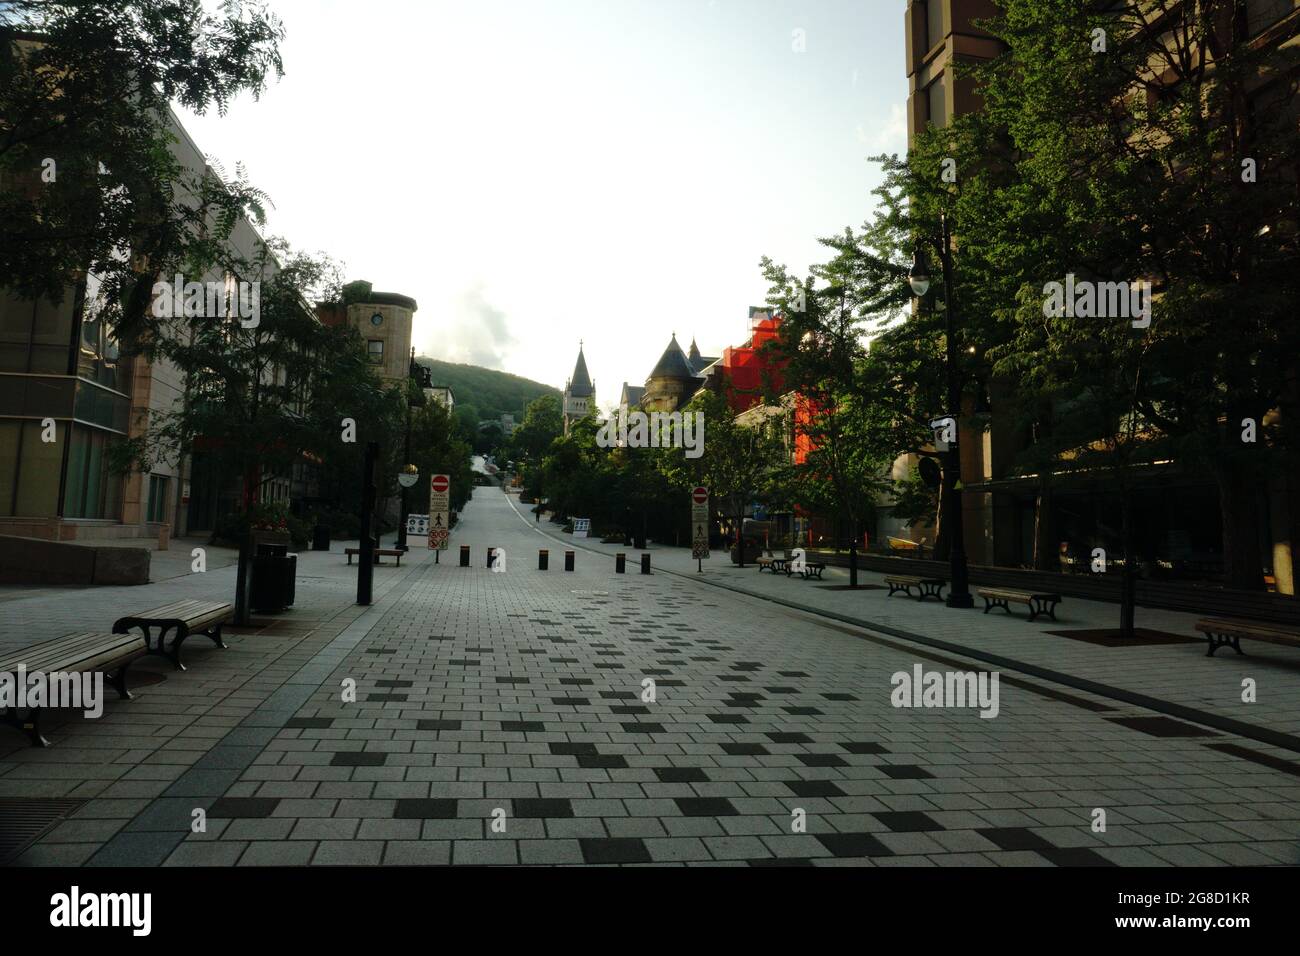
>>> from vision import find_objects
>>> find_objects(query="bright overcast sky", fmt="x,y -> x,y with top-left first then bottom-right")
176,0 -> 908,405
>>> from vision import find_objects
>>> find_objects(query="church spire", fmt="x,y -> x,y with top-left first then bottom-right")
567,342 -> 593,398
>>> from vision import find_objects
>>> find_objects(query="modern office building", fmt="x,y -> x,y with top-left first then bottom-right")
0,113 -> 275,542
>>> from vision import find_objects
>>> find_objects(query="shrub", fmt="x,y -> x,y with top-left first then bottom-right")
212,502 -> 311,549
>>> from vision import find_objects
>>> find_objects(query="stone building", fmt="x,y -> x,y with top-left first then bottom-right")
562,343 -> 595,435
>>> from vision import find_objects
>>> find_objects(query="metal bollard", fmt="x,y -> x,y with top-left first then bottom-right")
459,545 -> 470,567
564,550 -> 575,572
640,554 -> 651,575
615,553 -> 626,574
539,549 -> 549,570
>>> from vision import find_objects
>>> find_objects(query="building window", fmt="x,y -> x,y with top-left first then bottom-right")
1246,0 -> 1293,37
927,74 -> 948,128
925,0 -> 944,51
147,474 -> 170,524
367,340 -> 384,364
0,419 -> 67,517
62,424 -> 123,520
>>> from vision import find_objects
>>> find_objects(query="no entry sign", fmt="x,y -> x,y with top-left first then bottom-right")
692,486 -> 708,505
428,474 -> 450,550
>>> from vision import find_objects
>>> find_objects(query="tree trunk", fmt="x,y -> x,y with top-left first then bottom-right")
1032,480 -> 1055,571
1216,459 -> 1265,592
736,508 -> 746,567
848,513 -> 859,586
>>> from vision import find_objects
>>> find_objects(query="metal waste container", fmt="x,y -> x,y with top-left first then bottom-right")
250,543 -> 296,612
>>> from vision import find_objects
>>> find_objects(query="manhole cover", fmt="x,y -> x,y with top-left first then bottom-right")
0,798 -> 87,864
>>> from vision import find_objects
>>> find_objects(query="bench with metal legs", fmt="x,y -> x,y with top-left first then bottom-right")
113,600 -> 233,671
0,632 -> 146,747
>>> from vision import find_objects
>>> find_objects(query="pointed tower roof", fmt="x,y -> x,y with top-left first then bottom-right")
567,342 -> 594,397
648,334 -> 698,381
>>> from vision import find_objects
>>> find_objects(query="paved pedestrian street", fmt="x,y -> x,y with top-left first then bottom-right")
2,488 -> 1298,867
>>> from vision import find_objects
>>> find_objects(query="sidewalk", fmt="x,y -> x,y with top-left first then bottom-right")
0,537 -> 417,655
512,497 -> 1300,742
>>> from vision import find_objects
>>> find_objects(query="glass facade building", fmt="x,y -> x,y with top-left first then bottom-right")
0,280 -> 133,522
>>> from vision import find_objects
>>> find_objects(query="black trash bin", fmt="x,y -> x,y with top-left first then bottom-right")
312,524 -> 331,551
250,544 -> 296,612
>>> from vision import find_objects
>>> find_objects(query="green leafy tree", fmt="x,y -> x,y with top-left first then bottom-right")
961,0 -> 1300,591
506,393 -> 563,497
760,249 -> 895,584
1,0 -> 285,349
658,390 -> 786,567
409,397 -> 474,517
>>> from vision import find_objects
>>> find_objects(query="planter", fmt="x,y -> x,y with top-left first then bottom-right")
251,530 -> 291,549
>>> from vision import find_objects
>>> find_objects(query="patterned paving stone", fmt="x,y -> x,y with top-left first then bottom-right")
6,488 -> 1300,867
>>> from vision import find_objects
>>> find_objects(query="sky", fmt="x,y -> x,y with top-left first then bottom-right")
176,0 -> 910,407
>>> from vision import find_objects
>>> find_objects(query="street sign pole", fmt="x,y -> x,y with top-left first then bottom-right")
691,486 -> 709,572
428,474 -> 451,558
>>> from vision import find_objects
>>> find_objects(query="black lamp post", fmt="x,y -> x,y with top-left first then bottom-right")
910,210 -> 974,609
395,348 -> 430,552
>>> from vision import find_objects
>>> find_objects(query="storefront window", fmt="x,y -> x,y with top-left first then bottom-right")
0,421 -> 18,515
11,419 -> 65,517
147,474 -> 170,524
62,424 -> 123,520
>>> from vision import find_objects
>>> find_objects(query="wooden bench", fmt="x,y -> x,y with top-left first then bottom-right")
756,555 -> 776,572
885,575 -> 946,602
0,632 -> 146,747
113,600 -> 232,671
787,562 -> 827,580
1195,618 -> 1300,658
979,587 -> 1063,622
345,548 -> 403,566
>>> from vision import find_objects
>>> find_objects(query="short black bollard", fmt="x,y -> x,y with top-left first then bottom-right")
640,554 -> 651,575
615,553 -> 626,574
459,545 -> 470,567
564,550 -> 575,572
539,549 -> 549,570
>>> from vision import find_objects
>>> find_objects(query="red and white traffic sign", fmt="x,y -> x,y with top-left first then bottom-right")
691,486 -> 709,559
428,474 -> 451,551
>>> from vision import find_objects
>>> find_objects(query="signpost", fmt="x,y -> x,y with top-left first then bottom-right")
691,486 -> 709,571
406,514 -> 429,537
428,474 -> 450,561
572,518 -> 591,539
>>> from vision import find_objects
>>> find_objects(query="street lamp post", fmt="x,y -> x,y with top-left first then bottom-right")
396,348 -> 431,552
910,210 -> 974,609
395,463 -> 419,551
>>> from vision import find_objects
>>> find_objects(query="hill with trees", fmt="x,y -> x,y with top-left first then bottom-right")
415,357 -> 560,424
